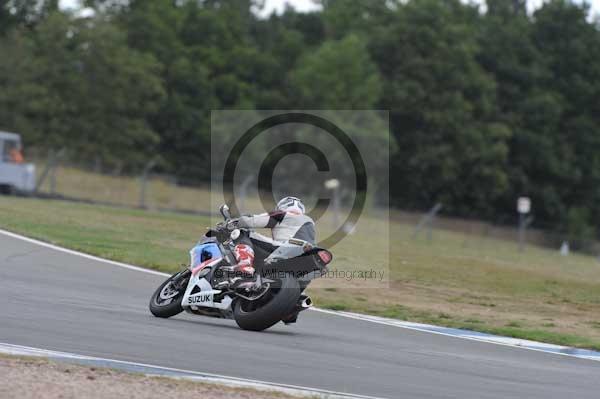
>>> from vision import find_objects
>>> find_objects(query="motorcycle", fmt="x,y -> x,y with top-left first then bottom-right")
149,204 -> 333,331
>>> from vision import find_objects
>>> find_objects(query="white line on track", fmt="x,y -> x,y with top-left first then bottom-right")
0,342 -> 383,399
0,228 -> 169,277
310,308 -> 600,362
2,227 -> 600,364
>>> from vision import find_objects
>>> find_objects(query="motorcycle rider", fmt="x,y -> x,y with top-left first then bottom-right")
226,196 -> 315,324
227,196 -> 315,279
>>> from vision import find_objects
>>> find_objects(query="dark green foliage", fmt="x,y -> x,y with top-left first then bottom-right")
290,34 -> 382,108
2,0 -> 600,234
0,11 -> 164,168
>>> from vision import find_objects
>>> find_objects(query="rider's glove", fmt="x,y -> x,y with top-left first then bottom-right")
226,218 -> 240,230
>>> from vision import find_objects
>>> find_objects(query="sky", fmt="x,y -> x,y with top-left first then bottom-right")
59,0 -> 600,20
255,0 -> 600,17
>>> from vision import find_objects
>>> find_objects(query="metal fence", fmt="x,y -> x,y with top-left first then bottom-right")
20,148 -> 600,260
30,149 -> 213,214
401,205 -> 600,259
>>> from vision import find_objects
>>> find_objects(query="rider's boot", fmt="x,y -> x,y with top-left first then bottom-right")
228,244 -> 255,288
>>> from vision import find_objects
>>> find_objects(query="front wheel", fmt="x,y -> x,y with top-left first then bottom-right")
233,275 -> 301,331
149,270 -> 189,318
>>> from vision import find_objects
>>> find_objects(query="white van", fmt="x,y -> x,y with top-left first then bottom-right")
0,131 -> 36,194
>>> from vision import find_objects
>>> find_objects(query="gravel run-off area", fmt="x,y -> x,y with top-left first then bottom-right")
0,355 -> 296,399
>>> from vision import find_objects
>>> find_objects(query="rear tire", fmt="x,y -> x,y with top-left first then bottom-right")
149,272 -> 187,318
233,275 -> 301,331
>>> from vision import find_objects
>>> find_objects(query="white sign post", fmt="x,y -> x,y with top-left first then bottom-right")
517,196 -> 531,252
325,179 -> 340,227
517,197 -> 531,214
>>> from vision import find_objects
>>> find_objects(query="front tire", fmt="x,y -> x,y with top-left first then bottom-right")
233,275 -> 301,331
149,271 -> 188,318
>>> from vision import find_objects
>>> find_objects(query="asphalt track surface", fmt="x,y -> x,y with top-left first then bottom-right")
2,232 -> 600,398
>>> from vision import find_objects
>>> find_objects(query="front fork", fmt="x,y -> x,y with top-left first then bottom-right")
172,268 -> 191,290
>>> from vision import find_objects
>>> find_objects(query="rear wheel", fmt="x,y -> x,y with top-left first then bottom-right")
233,275 -> 301,331
149,271 -> 189,318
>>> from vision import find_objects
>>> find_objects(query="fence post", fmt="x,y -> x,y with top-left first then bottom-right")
49,164 -> 56,194
518,215 -> 534,252
413,203 -> 443,240
35,148 -> 66,194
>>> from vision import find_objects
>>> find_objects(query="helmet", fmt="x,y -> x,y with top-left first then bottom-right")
276,196 -> 305,214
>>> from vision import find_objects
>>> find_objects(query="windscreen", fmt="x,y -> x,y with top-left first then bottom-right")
2,140 -> 21,163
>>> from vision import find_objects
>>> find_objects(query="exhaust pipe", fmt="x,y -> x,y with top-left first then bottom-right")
299,294 -> 312,310
282,295 -> 312,325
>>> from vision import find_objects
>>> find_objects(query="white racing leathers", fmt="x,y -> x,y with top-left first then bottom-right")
230,211 -> 316,275
238,211 -> 316,245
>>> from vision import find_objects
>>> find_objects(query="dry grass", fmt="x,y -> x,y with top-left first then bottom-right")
36,165 -> 214,212
313,222 -> 600,348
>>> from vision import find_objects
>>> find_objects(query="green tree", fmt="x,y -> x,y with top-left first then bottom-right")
0,13 -> 78,150
290,34 -> 382,108
108,0 -> 262,178
478,0 -> 555,222
70,17 -> 165,166
0,0 -> 59,34
529,0 -> 600,227
0,30 -> 57,146
0,12 -> 165,168
370,0 -> 512,216
319,0 -> 394,39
